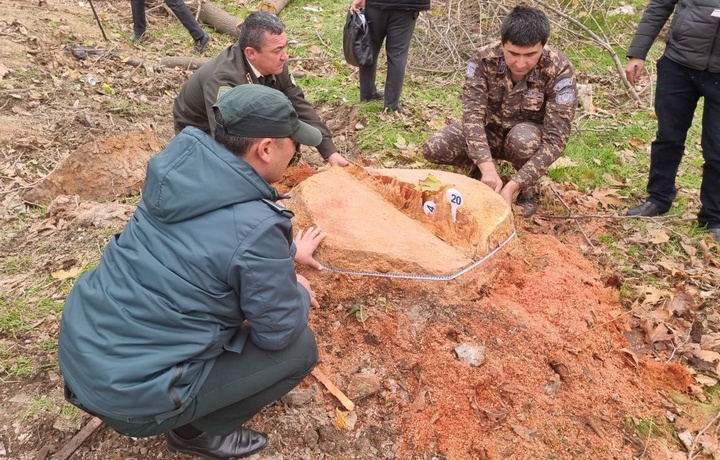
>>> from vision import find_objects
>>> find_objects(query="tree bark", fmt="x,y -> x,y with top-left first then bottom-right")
197,1 -> 243,37
259,0 -> 292,15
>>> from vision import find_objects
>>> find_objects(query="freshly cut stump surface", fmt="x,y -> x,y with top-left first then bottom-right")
287,166 -> 515,277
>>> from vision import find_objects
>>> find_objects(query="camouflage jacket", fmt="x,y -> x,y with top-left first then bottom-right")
463,41 -> 577,187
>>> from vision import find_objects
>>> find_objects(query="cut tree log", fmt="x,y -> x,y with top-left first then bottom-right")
160,56 -> 210,69
260,0 -> 292,15
124,56 -> 210,70
197,1 -> 243,37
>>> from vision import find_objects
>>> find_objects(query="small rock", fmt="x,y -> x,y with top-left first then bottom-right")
53,415 -> 83,432
454,343 -> 486,367
281,385 -> 317,406
347,373 -> 381,400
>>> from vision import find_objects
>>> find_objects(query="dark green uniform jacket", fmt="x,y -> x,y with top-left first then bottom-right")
58,127 -> 311,423
172,41 -> 337,159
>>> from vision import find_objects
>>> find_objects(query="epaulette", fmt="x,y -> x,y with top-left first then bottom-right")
261,198 -> 294,218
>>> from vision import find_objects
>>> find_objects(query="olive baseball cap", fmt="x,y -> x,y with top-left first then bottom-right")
212,85 -> 322,147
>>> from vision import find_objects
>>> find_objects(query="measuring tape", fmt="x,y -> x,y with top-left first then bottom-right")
318,231 -> 517,281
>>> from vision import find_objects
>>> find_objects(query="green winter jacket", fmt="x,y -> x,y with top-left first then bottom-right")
58,127 -> 311,423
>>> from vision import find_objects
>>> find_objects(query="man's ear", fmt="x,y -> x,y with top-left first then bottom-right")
244,46 -> 257,62
255,138 -> 275,164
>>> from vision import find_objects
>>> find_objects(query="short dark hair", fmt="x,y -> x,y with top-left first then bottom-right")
500,6 -> 551,46
213,109 -> 261,157
238,12 -> 285,51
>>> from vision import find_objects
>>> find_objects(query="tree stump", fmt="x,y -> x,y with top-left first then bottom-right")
259,0 -> 292,15
198,1 -> 242,37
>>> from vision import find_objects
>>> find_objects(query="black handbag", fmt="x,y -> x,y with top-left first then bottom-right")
343,10 -> 373,67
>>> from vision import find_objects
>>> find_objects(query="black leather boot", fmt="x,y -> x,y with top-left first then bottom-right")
516,188 -> 538,218
166,426 -> 268,459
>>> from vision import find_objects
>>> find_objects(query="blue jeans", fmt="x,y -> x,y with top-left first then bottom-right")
648,55 -> 720,228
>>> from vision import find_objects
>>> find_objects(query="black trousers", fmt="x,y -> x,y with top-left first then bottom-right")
130,0 -> 205,41
648,55 -> 720,228
359,7 -> 418,109
91,326 -> 318,437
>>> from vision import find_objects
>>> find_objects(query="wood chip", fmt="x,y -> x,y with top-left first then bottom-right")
311,368 -> 355,411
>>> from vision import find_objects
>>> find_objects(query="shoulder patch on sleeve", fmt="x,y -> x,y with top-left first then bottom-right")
289,73 -> 297,86
216,85 -> 233,102
556,88 -> 576,105
261,199 -> 295,218
465,61 -> 478,78
553,77 -> 574,92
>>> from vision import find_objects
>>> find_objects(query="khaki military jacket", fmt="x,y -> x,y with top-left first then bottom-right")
172,41 -> 337,159
463,41 -> 577,187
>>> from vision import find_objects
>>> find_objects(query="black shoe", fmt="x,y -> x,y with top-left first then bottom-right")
708,227 -> 720,242
384,104 -> 403,113
166,426 -> 267,459
626,200 -> 666,217
193,33 -> 211,54
129,30 -> 146,42
361,90 -> 384,102
516,190 -> 537,218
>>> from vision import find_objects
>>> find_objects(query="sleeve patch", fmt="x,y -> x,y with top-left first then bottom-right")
556,88 -> 576,105
553,77 -> 574,92
290,73 -> 297,86
216,85 -> 233,102
465,61 -> 478,78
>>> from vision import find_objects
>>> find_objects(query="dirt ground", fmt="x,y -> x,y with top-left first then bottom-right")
0,1 -> 714,459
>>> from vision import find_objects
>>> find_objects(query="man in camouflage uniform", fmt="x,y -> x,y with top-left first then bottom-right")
422,6 -> 577,217
173,12 -> 350,167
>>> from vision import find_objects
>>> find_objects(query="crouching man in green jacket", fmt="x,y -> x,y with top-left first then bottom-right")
58,85 -> 327,459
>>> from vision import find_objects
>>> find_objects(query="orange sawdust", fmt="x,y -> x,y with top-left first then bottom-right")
300,232 -> 692,459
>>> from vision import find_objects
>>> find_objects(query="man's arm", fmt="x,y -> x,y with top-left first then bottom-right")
229,214 -> 312,351
625,0 -> 678,83
203,73 -> 244,137
462,57 -> 503,191
278,64 -> 347,164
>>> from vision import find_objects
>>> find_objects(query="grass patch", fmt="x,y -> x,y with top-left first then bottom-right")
2,255 -> 33,275
0,284 -> 66,336
22,397 -> 58,419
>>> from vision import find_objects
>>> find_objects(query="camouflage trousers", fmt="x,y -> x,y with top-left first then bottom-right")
422,121 -> 542,185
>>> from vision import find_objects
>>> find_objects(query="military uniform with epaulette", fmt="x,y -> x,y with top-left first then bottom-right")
173,41 -> 338,160
423,41 -> 577,192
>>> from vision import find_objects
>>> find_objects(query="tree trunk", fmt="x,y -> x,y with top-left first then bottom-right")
197,1 -> 243,37
259,0 -> 292,15
160,56 -> 210,69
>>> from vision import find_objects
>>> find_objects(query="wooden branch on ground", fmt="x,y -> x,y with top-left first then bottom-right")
52,417 -> 103,460
197,1 -> 242,37
311,368 -> 355,411
260,0 -> 292,15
